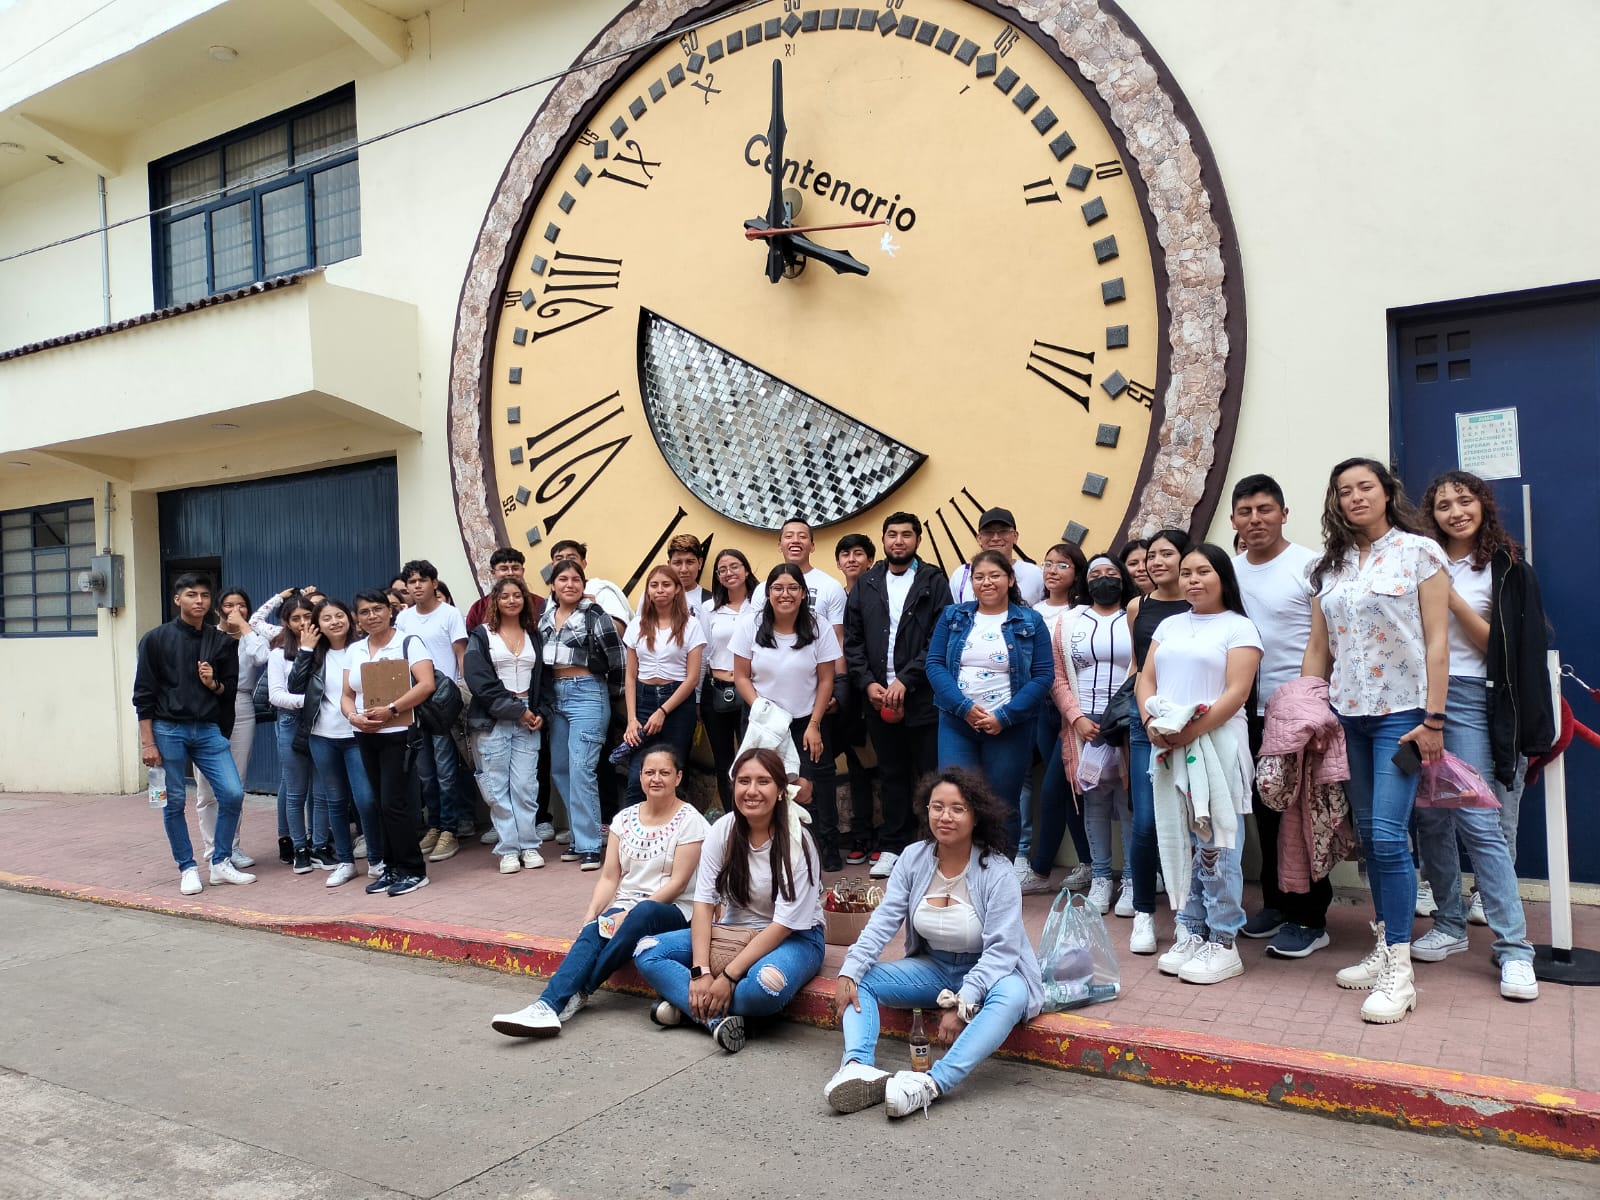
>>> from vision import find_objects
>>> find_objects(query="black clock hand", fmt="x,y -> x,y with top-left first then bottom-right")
763,58 -> 788,283
781,231 -> 868,277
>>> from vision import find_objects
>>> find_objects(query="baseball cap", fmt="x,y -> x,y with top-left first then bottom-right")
977,507 -> 1016,530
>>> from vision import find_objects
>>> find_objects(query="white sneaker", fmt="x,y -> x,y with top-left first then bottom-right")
230,850 -> 256,869
480,829 -> 498,845
1158,930 -> 1206,975
1063,863 -> 1093,891
521,849 -> 546,870
1012,855 -> 1032,880
1114,879 -> 1135,918
555,829 -> 573,845
1415,880 -> 1437,917
1179,941 -> 1244,985
179,867 -> 202,896
558,992 -> 588,1022
824,1061 -> 890,1113
1017,868 -> 1054,894
1086,877 -> 1113,913
491,999 -> 562,1038
1130,912 -> 1157,955
536,822 -> 557,842
650,1001 -> 684,1027
209,860 -> 256,886
1500,959 -> 1539,1001
1467,890 -> 1488,926
884,1070 -> 940,1119
869,851 -> 898,879
1412,926 -> 1469,962
367,860 -> 386,878
499,854 -> 521,874
352,836 -> 367,859
325,862 -> 356,888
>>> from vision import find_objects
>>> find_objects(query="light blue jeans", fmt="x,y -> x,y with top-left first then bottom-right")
842,950 -> 1031,1095
308,734 -> 379,866
151,719 -> 242,871
477,719 -> 543,855
275,711 -> 317,850
634,925 -> 826,1023
1176,830 -> 1246,943
1339,709 -> 1423,946
1415,677 -> 1532,963
548,675 -> 610,855
1083,782 -> 1133,880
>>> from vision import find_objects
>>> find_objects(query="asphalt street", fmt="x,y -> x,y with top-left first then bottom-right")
0,890 -> 1594,1199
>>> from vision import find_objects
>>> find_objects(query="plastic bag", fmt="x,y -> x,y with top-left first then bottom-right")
1416,751 -> 1500,808
1037,890 -> 1120,1011
1076,740 -> 1120,792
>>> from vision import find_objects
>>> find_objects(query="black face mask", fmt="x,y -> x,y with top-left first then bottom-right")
1087,577 -> 1124,606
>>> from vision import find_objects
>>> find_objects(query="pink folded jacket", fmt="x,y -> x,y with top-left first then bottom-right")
1258,677 -> 1355,890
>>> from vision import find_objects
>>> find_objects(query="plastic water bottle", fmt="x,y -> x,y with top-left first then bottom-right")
147,766 -> 166,810
908,1008 -> 932,1073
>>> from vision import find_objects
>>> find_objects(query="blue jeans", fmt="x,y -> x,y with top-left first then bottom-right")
275,711 -> 316,850
1177,830 -> 1246,942
1084,782 -> 1132,880
1416,678 -> 1532,963
625,682 -> 698,805
549,675 -> 610,855
415,730 -> 467,834
634,925 -> 826,1023
842,951 -> 1031,1095
309,734 -> 377,866
1340,709 -> 1423,945
541,900 -> 688,1013
938,713 -> 1035,851
151,719 -> 243,871
1127,722 -> 1159,914
477,720 -> 543,855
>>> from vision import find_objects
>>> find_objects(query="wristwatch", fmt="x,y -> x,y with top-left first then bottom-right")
690,965 -> 710,979
388,703 -> 400,717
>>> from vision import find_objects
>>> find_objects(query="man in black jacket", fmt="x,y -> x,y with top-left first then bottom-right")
843,513 -> 949,880
133,572 -> 255,896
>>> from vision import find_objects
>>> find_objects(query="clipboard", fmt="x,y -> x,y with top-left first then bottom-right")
361,658 -> 413,728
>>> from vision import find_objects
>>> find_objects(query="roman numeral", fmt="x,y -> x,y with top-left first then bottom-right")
523,392 -> 632,535
544,251 -> 622,293
519,252 -> 623,345
597,139 -> 659,189
1026,340 -> 1095,410
1022,177 -> 1061,205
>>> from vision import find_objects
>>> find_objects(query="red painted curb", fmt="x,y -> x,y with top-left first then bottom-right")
5,869 -> 1597,1161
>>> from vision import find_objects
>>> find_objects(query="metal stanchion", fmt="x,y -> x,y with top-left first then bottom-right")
1532,649 -> 1600,984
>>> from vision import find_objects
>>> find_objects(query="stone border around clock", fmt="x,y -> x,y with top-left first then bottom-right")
446,0 -> 1245,588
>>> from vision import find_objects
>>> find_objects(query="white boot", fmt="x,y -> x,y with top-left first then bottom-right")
1334,920 -> 1386,990
1360,942 -> 1416,1024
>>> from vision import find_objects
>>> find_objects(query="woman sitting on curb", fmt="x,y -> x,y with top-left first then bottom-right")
824,767 -> 1044,1119
491,746 -> 708,1037
633,746 -> 826,1054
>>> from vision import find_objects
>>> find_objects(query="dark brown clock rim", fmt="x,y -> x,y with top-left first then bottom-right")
451,0 -> 1246,578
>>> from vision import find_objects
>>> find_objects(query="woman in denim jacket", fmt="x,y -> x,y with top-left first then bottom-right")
924,551 -> 1053,847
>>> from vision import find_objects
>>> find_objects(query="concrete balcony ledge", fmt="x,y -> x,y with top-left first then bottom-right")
0,271 -> 421,481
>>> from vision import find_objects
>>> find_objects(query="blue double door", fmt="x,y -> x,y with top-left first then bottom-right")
1393,291 -> 1600,882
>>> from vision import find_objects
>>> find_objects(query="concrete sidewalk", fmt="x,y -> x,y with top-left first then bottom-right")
2,790 -> 1598,1159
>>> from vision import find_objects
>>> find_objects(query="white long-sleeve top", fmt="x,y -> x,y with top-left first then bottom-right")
267,646 -> 304,711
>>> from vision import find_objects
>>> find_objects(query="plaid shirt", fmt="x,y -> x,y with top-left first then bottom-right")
539,599 -> 625,692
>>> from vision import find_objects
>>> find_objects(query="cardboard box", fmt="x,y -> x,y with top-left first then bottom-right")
824,908 -> 876,947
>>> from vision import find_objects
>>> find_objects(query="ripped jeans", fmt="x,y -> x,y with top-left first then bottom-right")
633,924 -> 826,1024
1176,830 -> 1246,944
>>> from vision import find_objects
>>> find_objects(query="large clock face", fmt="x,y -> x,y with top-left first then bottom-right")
450,0 -> 1243,594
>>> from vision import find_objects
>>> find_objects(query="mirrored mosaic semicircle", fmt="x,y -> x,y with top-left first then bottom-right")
637,308 -> 926,530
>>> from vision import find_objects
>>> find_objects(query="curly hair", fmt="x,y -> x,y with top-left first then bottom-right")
485,577 -> 539,636
1420,470 -> 1520,569
913,767 -> 1016,865
1309,457 -> 1427,592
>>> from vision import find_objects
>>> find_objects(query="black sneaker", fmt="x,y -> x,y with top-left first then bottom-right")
292,847 -> 313,874
309,844 -> 337,871
387,873 -> 430,896
579,852 -> 603,871
844,848 -> 869,866
822,848 -> 844,873
364,872 -> 393,894
278,836 -> 294,865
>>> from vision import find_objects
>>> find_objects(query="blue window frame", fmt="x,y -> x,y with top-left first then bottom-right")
1,499 -> 97,637
149,85 -> 360,307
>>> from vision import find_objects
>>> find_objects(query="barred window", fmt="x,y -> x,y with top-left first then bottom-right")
151,85 -> 360,306
1,500 -> 97,636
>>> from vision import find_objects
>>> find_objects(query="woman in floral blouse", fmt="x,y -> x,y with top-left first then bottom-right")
1303,457 -> 1448,1026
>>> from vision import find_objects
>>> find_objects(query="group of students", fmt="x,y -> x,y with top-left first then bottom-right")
135,457 -> 1553,1110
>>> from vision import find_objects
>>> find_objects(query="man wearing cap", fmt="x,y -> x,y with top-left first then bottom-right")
949,507 -> 1046,606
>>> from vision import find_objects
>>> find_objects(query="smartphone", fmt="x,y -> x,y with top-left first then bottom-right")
1391,741 -> 1422,776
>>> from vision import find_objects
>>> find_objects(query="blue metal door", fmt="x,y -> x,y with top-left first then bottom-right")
158,459 -> 401,792
1393,293 -> 1600,882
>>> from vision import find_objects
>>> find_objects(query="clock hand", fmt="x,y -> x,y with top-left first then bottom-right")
763,58 -> 788,283
780,231 -> 869,277
743,218 -> 888,240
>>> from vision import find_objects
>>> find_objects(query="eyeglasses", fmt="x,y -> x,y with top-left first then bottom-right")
716,564 -> 746,575
1042,560 -> 1075,570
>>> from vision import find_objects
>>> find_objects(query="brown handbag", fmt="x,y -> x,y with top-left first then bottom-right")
709,925 -> 757,976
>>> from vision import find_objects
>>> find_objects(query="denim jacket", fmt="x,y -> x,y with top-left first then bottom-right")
924,601 -> 1053,729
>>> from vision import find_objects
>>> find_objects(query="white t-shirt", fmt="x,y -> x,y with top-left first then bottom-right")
804,567 -> 848,632
345,633 -> 434,735
729,615 -> 842,721
1151,610 -> 1263,801
487,628 -> 538,694
694,813 -> 825,930
1446,556 -> 1493,678
585,577 -> 633,626
1068,608 -> 1131,714
957,610 -> 1012,710
950,559 -> 1045,606
624,611 -> 707,681
396,602 -> 467,682
611,801 -> 711,920
882,565 -> 918,686
1232,543 -> 1318,715
702,599 -> 752,674
311,645 -> 353,739
1033,600 -> 1078,641
683,585 -> 708,613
